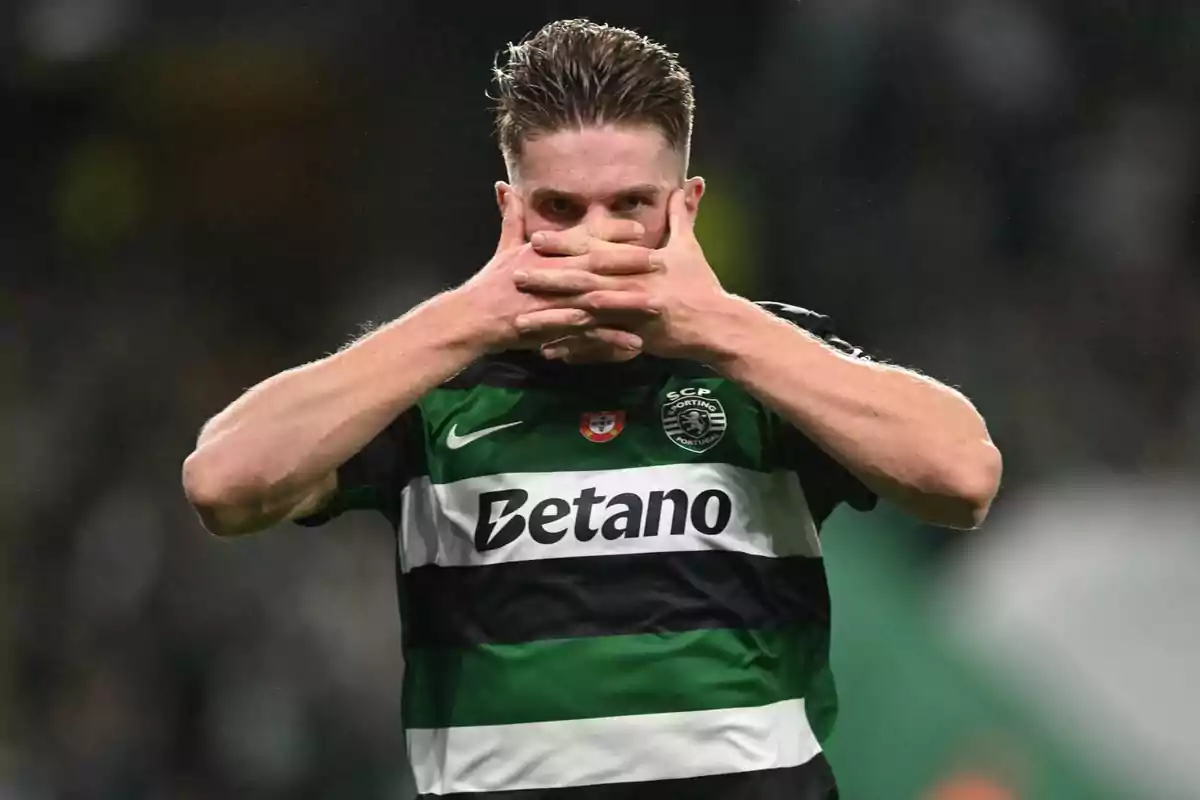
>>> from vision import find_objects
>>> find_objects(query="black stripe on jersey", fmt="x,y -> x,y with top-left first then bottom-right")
419,754 -> 838,800
402,551 -> 830,647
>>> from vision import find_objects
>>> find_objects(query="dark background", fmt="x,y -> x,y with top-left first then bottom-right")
5,1 -> 1198,797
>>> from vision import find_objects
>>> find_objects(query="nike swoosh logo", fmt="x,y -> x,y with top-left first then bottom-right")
446,421 -> 523,450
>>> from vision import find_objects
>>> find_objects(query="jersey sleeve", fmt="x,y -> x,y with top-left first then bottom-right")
755,302 -> 878,525
294,408 -> 422,529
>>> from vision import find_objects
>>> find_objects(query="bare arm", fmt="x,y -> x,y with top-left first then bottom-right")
517,190 -> 1002,530
704,298 -> 1002,529
182,194 -> 661,536
182,292 -> 489,536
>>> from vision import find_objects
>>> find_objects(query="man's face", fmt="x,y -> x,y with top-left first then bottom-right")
498,124 -> 703,248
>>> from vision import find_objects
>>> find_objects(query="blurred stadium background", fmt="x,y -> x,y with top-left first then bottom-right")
5,1 -> 1199,797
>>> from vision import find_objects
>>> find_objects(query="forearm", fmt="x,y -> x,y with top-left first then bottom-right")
183,289 -> 488,524
704,298 -> 1001,528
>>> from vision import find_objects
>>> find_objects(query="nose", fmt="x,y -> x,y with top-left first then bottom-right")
581,205 -> 616,235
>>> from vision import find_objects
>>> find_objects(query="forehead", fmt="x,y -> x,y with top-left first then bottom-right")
515,125 -> 679,196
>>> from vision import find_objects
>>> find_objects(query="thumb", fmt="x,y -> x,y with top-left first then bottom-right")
665,189 -> 695,249
496,190 -> 525,254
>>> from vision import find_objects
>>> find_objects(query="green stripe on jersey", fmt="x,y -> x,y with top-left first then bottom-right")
417,380 -> 793,484
402,626 -> 824,730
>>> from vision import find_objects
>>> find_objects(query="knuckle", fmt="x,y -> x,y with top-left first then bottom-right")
629,251 -> 652,269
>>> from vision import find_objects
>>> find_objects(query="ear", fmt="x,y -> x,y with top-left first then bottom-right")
683,176 -> 705,219
495,181 -> 514,216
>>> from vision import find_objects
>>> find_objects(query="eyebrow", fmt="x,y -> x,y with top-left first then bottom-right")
530,184 -> 662,203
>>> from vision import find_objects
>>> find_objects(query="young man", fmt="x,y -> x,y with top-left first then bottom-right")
183,19 -> 1001,800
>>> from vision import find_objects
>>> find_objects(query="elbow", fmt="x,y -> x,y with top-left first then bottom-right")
181,449 -> 220,510
181,449 -> 264,537
871,439 -> 1003,531
943,439 -> 1003,530
896,439 -> 1002,530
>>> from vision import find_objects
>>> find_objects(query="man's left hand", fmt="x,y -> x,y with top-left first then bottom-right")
514,190 -> 733,362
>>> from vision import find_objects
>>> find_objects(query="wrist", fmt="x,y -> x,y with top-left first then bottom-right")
688,292 -> 765,367
427,287 -> 502,356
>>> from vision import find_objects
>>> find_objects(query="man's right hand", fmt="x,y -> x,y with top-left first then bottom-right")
451,192 -> 662,354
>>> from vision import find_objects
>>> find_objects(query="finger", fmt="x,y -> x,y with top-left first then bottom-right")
496,190 -> 525,254
530,219 -> 647,256
513,307 -> 594,336
589,218 -> 645,244
542,343 -> 570,360
577,290 -> 662,315
587,246 -> 664,276
531,240 -> 661,276
543,328 -> 644,355
542,332 -> 644,362
514,269 -> 613,295
530,229 -> 588,256
665,189 -> 695,249
582,327 -> 645,351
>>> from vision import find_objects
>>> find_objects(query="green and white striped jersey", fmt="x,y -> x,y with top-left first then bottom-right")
300,303 -> 876,799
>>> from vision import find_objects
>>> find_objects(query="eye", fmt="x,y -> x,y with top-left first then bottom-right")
612,195 -> 651,215
540,196 -> 582,221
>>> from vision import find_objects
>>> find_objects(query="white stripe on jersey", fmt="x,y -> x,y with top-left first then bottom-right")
398,463 -> 821,571
407,698 -> 822,795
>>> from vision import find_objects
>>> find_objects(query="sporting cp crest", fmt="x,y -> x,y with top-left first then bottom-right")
661,388 -> 727,453
580,410 -> 626,443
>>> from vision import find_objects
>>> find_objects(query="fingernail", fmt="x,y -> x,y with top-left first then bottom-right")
544,347 -> 567,360
531,232 -> 546,246
513,270 -> 528,282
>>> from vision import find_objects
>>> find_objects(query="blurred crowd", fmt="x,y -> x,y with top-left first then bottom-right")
4,0 -> 1198,797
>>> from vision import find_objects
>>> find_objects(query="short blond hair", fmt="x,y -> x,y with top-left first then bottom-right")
491,19 -> 695,168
